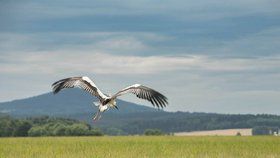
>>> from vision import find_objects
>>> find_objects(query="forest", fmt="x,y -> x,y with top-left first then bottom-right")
1,112 -> 280,136
0,115 -> 103,137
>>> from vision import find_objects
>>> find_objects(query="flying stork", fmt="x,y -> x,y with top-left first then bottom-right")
52,76 -> 168,120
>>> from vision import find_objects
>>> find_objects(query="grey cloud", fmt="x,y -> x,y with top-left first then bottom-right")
1,0 -> 280,58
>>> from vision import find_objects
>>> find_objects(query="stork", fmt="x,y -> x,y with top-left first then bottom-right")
52,76 -> 168,121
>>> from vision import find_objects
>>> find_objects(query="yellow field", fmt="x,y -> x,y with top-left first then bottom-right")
0,136 -> 280,158
175,128 -> 252,136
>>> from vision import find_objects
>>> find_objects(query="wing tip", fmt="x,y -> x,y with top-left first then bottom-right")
51,78 -> 70,94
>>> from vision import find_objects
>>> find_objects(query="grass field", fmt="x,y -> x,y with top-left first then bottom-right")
0,136 -> 280,158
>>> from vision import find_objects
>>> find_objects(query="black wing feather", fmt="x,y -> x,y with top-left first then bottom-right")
112,84 -> 168,108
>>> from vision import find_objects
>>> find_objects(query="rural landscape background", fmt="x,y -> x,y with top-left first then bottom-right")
1,0 -> 280,157
1,89 -> 280,136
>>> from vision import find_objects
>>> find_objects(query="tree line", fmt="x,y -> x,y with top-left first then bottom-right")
2,112 -> 280,136
0,115 -> 167,137
0,115 -> 103,137
97,112 -> 280,135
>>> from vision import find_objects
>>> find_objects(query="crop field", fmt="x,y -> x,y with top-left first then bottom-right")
175,128 -> 252,136
0,136 -> 280,158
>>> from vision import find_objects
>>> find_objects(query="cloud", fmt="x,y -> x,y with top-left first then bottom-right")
0,32 -> 170,54
1,48 -> 280,114
211,27 -> 280,57
94,36 -> 148,51
1,1 -> 280,58
1,24 -> 280,58
1,51 -> 280,75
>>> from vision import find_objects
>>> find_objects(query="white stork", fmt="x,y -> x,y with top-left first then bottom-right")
52,76 -> 168,121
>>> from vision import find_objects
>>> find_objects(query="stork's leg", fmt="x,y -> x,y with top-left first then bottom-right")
97,113 -> 102,120
93,110 -> 102,121
93,111 -> 99,121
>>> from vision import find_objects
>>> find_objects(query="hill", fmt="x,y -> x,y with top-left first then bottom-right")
0,89 -> 157,117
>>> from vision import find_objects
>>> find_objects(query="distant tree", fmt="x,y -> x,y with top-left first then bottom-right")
144,129 -> 163,136
28,126 -> 48,137
236,132 -> 241,136
65,124 -> 90,136
53,124 -> 67,136
89,128 -> 103,136
13,121 -> 32,136
105,127 -> 125,136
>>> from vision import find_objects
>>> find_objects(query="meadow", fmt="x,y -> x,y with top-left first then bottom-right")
0,136 -> 280,158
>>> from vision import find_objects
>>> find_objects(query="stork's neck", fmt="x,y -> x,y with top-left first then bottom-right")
103,98 -> 111,105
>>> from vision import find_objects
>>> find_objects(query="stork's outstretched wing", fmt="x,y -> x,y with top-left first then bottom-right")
112,84 -> 168,108
52,76 -> 107,101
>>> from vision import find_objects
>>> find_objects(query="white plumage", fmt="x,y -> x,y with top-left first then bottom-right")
52,76 -> 168,121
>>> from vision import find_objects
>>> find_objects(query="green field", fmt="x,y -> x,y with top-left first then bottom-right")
0,136 -> 279,158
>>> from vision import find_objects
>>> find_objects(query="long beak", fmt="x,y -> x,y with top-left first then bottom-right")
114,105 -> 119,110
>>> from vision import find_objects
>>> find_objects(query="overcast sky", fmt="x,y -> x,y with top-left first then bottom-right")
1,0 -> 280,114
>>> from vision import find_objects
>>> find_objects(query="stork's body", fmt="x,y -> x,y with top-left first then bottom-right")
93,98 -> 117,120
52,76 -> 168,121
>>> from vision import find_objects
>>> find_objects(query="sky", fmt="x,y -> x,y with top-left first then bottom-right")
1,0 -> 280,114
